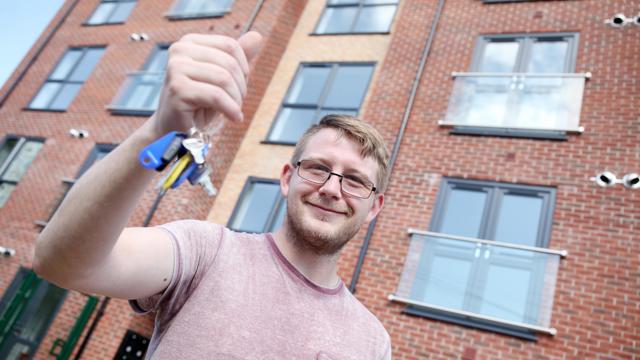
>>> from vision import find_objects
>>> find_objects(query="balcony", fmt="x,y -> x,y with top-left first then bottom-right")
389,229 -> 567,336
107,71 -> 164,116
439,72 -> 590,135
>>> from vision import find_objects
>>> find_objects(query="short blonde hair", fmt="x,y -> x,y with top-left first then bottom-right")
291,114 -> 390,193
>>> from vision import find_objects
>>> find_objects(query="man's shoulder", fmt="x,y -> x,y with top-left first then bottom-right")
342,290 -> 390,339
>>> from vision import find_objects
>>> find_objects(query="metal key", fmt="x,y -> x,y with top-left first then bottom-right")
190,165 -> 217,196
182,137 -> 206,164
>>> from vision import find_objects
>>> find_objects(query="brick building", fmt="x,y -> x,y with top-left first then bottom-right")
0,0 -> 638,359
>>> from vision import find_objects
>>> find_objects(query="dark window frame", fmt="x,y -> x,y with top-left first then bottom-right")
406,178 -> 556,339
0,135 -> 45,208
26,46 -> 106,111
264,62 -> 375,145
227,177 -> 286,233
83,0 -> 137,26
109,44 -> 170,116
165,0 -> 234,20
451,32 -> 579,139
313,0 -> 399,35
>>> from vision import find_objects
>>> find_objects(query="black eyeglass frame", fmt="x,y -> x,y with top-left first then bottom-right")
294,160 -> 377,199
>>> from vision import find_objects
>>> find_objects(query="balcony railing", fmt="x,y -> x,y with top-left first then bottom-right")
389,229 -> 567,335
439,72 -> 590,133
107,71 -> 164,115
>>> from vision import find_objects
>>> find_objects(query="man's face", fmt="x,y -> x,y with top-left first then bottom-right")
280,128 -> 384,255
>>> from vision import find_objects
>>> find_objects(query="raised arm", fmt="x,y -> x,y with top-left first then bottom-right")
33,32 -> 263,300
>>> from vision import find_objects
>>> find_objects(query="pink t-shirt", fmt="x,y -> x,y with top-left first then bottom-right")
130,220 -> 392,359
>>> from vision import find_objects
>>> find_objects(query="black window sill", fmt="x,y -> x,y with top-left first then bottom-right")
23,107 -> 66,113
260,140 -> 296,146
449,126 -> 568,140
82,21 -> 126,26
309,31 -> 391,36
165,12 -> 227,21
108,108 -> 154,117
403,305 -> 538,341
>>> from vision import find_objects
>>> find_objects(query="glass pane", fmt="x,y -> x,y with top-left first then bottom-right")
323,65 -> 373,108
50,50 -> 82,80
69,48 -> 105,82
29,82 -> 62,109
202,0 -> 232,12
0,139 -> 18,167
20,283 -> 66,342
0,183 -> 16,207
478,41 -> 519,73
232,182 -> 280,233
123,84 -> 154,110
317,109 -> 358,119
109,1 -> 136,23
353,5 -> 396,32
481,263 -> 532,323
328,0 -> 359,4
2,141 -> 43,182
49,83 -> 82,110
87,3 -> 116,24
494,193 -> 543,246
422,249 -> 473,309
145,48 -> 169,72
268,108 -> 317,143
364,0 -> 399,3
316,7 -> 358,34
268,198 -> 286,232
4,343 -> 30,360
285,66 -> 331,105
527,40 -> 568,73
439,188 -> 487,238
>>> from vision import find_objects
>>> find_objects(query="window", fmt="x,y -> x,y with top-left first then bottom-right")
266,63 -> 374,144
391,179 -> 565,338
86,0 -> 137,25
166,0 -> 234,19
440,33 -> 585,137
0,136 -> 43,207
109,46 -> 168,115
28,47 -> 105,111
228,178 -> 286,233
315,0 -> 398,34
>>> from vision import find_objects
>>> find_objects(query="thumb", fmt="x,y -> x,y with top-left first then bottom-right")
238,31 -> 263,63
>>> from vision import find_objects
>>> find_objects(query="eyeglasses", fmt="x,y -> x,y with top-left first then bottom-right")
295,159 -> 377,199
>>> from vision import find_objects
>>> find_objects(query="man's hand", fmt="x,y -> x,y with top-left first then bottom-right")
151,31 -> 263,137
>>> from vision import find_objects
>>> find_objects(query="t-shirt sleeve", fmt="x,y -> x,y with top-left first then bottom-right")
129,219 -> 224,317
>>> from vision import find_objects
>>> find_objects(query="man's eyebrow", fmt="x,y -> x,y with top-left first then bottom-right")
305,157 -> 374,182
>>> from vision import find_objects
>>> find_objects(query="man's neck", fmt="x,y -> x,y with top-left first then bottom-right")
271,227 -> 341,289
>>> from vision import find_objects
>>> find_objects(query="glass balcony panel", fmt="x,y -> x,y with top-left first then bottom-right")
394,232 -> 562,330
442,74 -> 586,132
353,5 -> 396,33
268,108 -> 317,143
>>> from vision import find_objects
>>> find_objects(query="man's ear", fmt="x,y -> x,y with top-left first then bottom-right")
280,163 -> 294,197
364,193 -> 384,225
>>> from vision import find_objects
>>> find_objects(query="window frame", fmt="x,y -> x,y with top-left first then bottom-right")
0,135 -> 45,208
83,0 -> 137,26
227,177 -> 286,233
109,44 -> 170,116
26,46 -> 106,112
313,0 -> 399,35
165,0 -> 234,20
263,62 -> 375,145
449,32 -> 579,139
405,178 -> 557,339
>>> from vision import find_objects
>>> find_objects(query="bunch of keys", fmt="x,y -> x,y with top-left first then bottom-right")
139,129 -> 217,196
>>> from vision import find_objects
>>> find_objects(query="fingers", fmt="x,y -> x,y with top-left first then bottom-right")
238,31 -> 264,62
173,76 -> 243,123
180,34 -> 250,76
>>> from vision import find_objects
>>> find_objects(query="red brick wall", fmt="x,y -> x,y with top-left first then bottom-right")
344,0 -> 639,359
0,0 -> 305,358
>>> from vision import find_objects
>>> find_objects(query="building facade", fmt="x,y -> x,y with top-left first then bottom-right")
0,0 -> 638,359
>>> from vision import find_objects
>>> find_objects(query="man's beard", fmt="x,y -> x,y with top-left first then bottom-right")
284,196 -> 362,256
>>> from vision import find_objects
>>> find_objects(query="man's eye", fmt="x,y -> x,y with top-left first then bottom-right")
307,163 -> 330,172
345,175 -> 367,187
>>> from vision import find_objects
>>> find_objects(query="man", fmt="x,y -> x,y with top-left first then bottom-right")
34,31 -> 392,359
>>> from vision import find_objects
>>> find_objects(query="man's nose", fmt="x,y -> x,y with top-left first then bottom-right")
318,173 -> 343,198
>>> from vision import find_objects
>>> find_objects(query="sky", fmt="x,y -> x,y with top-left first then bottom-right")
0,0 -> 65,88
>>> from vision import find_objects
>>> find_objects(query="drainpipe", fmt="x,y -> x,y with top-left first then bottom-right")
72,2 -> 267,357
349,0 -> 447,293
0,0 -> 81,107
